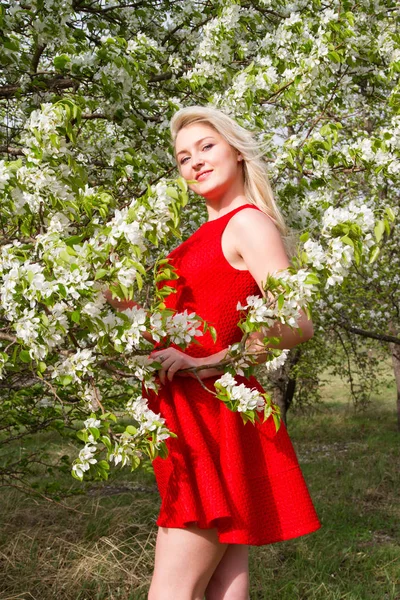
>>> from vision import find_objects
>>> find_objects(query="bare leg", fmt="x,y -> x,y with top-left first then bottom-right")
205,545 -> 250,600
148,525 -> 228,600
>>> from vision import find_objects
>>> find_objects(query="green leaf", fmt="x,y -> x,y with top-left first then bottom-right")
384,217 -> 391,235
208,325 -> 217,343
300,231 -> 309,242
135,271 -> 143,291
320,123 -> 331,137
385,206 -> 395,222
71,310 -> 80,324
305,273 -> 320,285
166,187 -> 179,200
77,430 -> 88,443
272,413 -> 281,432
88,427 -> 100,441
119,283 -> 129,299
58,284 -> 67,298
71,468 -> 83,481
101,435 -> 112,450
130,454 -> 141,470
95,268 -> 108,280
102,412 -> 117,423
374,220 -> 385,243
369,246 -> 380,263
328,50 -> 341,63
97,460 -> 110,471
341,235 -> 354,247
19,349 -> 31,363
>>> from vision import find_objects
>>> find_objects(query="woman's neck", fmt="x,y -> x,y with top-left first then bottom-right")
204,180 -> 248,221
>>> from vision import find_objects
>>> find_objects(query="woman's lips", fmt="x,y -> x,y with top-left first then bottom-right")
196,170 -> 213,182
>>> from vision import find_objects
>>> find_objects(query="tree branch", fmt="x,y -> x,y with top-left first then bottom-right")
72,0 -> 145,15
0,332 -> 17,343
0,146 -> 24,156
0,77 -> 79,99
31,43 -> 47,73
340,323 -> 400,345
0,71 -> 173,99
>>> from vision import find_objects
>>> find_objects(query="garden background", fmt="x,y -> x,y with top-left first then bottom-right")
0,1 -> 399,598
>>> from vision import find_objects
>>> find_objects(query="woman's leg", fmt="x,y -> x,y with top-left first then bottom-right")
148,525 -> 228,600
204,545 -> 250,600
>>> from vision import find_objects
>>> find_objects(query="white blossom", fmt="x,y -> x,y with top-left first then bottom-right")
84,417 -> 101,429
52,348 -> 96,383
263,349 -> 289,373
72,443 -> 97,479
164,310 -> 203,345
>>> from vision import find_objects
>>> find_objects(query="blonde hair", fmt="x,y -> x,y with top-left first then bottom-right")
170,105 -> 288,237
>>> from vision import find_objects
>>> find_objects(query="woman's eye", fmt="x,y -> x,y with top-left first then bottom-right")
180,156 -> 190,165
203,144 -> 213,151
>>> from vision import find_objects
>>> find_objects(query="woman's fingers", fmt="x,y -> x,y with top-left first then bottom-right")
151,349 -> 194,384
159,356 -> 176,384
166,360 -> 183,382
161,357 -> 183,382
152,352 -> 176,384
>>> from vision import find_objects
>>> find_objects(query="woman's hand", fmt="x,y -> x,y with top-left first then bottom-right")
103,288 -> 140,312
104,290 -> 156,344
151,348 -> 204,385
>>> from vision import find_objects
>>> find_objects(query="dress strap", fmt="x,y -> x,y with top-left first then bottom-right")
205,203 -> 261,227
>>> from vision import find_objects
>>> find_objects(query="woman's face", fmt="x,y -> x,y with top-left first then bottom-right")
175,123 -> 243,200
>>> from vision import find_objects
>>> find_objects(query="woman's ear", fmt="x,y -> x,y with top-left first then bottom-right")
237,154 -> 243,162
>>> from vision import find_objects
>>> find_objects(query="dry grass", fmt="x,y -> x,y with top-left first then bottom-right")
0,372 -> 399,599
0,488 -> 158,600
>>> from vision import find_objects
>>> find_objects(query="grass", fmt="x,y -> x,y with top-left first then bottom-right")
0,374 -> 399,600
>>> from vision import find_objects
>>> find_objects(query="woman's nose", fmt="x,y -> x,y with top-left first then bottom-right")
192,154 -> 205,168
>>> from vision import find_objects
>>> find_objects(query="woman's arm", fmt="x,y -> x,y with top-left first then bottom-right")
103,289 -> 138,311
229,208 -> 314,346
103,289 -> 155,345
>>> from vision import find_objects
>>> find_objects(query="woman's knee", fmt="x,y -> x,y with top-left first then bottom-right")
148,526 -> 227,600
204,545 -> 249,600
205,574 -> 249,600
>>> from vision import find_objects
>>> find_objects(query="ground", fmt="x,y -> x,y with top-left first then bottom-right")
0,373 -> 399,600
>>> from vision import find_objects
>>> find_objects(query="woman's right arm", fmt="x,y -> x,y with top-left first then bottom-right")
103,289 -> 155,344
103,288 -> 138,311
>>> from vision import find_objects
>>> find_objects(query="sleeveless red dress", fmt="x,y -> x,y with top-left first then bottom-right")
146,204 -> 321,545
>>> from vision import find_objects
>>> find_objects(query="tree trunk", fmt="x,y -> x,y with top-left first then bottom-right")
389,341 -> 400,432
270,348 -> 301,426
272,383 -> 288,425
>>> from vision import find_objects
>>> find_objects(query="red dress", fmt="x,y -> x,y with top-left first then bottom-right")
146,204 -> 321,545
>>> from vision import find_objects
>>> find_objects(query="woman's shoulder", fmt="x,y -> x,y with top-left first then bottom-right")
228,205 -> 280,236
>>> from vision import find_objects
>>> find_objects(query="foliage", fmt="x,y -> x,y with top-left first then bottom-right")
0,0 -> 399,486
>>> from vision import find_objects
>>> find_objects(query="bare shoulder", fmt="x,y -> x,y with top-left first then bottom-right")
228,207 -> 282,243
226,206 -> 290,275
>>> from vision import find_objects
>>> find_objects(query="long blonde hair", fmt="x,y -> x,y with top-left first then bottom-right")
170,105 -> 288,237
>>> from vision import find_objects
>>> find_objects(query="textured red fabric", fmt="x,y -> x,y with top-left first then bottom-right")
146,204 -> 321,545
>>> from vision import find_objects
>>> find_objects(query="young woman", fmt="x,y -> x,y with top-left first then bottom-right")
110,106 -> 321,600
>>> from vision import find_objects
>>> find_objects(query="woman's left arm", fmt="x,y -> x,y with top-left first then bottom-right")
230,208 -> 314,360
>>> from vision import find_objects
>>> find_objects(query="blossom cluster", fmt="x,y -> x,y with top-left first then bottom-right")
303,200 -> 378,286
72,443 -> 97,479
215,372 -> 279,427
216,373 -> 266,414
126,396 -> 170,446
238,269 -> 318,331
